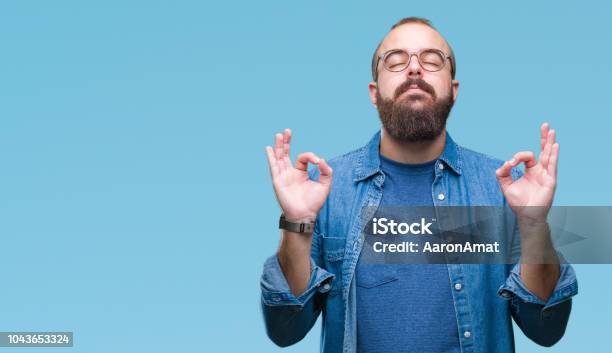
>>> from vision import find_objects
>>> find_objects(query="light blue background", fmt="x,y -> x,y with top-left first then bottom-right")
0,0 -> 610,352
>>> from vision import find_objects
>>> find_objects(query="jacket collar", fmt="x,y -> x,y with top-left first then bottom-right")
353,130 -> 463,182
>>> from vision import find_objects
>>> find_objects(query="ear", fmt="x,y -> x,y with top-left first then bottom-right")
451,79 -> 460,103
368,81 -> 378,108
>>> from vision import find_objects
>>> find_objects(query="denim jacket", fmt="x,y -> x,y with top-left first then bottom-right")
260,130 -> 577,353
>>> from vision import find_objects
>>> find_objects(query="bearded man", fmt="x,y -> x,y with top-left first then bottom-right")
261,17 -> 577,353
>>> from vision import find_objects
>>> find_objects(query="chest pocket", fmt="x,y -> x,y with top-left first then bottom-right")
321,235 -> 346,296
356,265 -> 398,289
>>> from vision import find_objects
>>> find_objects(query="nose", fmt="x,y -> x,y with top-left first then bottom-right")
405,53 -> 423,78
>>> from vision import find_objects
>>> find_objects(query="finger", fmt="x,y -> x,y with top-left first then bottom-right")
274,133 -> 283,159
510,151 -> 537,169
265,146 -> 279,177
548,143 -> 559,179
274,133 -> 286,170
495,161 -> 513,191
540,122 -> 549,152
283,128 -> 292,158
540,129 -> 555,169
549,129 -> 556,145
295,152 -> 320,171
318,158 -> 333,185
282,128 -> 292,168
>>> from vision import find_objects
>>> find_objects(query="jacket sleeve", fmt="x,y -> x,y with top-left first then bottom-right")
498,258 -> 577,347
497,167 -> 578,347
260,246 -> 334,347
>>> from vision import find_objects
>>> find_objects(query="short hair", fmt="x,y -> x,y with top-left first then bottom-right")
371,17 -> 456,81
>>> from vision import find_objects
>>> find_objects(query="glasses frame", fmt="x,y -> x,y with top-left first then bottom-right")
374,48 -> 454,82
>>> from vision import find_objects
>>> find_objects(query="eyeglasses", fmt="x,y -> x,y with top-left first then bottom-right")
374,48 -> 453,81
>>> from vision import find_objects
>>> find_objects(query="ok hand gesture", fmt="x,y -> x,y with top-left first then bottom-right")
265,128 -> 333,222
495,123 -> 559,222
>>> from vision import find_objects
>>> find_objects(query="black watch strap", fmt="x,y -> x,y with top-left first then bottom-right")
279,214 -> 315,234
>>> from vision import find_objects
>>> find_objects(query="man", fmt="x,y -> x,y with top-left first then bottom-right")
261,17 -> 577,353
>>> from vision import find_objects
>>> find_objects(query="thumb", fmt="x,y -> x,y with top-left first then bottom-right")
317,159 -> 333,186
495,161 -> 513,193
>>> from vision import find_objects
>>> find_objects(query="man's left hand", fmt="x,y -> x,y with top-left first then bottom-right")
495,122 -> 559,222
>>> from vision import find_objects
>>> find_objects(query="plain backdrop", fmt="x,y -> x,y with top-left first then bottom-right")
0,1 -> 610,352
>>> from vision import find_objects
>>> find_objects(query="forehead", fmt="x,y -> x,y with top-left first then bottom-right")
379,23 -> 450,54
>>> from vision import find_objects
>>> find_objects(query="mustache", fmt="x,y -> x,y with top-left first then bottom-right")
394,78 -> 436,100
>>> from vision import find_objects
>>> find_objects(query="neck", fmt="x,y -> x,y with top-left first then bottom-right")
380,128 -> 446,164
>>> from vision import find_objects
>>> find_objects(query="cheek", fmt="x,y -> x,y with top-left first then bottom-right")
431,79 -> 451,98
427,74 -> 453,96
379,77 -> 404,99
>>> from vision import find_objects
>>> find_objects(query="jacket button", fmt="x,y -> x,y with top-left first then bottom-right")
454,283 -> 462,291
322,283 -> 331,291
464,331 -> 471,338
438,163 -> 444,170
438,193 -> 445,201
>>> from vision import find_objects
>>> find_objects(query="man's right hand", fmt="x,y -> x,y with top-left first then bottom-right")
265,128 -> 333,297
265,128 -> 333,223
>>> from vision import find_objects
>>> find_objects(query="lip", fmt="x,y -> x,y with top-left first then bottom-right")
400,86 -> 428,98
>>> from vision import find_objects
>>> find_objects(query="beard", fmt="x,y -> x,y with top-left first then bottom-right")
376,78 -> 454,143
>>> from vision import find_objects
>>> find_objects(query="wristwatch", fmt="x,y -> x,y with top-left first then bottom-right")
279,214 -> 315,234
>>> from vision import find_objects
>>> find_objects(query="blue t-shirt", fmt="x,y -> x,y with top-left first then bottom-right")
356,154 -> 460,353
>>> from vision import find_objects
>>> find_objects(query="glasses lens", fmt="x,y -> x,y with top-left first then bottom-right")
419,50 -> 445,71
383,50 -> 410,72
